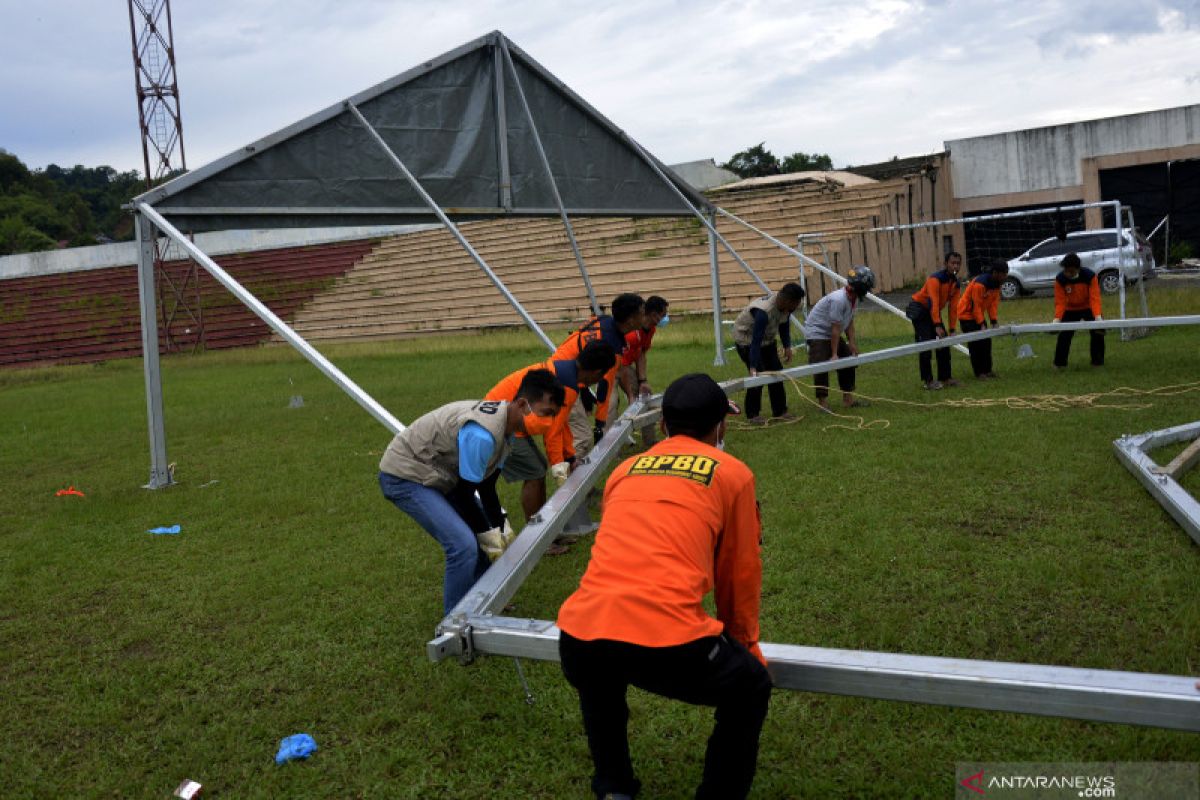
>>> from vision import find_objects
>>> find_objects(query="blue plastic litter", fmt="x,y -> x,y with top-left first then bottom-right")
147,525 -> 181,535
275,733 -> 318,764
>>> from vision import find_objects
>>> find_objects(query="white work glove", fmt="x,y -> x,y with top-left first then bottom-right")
500,517 -> 516,547
550,462 -> 571,486
477,527 -> 505,562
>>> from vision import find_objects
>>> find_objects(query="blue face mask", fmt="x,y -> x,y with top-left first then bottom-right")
657,314 -> 670,328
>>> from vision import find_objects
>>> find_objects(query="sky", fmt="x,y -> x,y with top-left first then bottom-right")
2,0 -> 1197,177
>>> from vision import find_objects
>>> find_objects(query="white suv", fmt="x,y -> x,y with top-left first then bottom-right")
1002,228 -> 1156,300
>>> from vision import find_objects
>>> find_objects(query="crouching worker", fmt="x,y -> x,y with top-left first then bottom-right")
483,342 -> 617,523
378,369 -> 564,614
557,373 -> 772,800
803,265 -> 874,411
1052,252 -> 1105,369
956,259 -> 1007,379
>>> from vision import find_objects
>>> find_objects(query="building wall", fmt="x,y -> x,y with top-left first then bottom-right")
946,105 -> 1200,214
0,225 -> 429,281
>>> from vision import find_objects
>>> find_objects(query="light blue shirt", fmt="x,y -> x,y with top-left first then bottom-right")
457,421 -> 498,483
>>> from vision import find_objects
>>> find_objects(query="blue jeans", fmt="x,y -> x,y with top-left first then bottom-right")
379,472 -> 489,614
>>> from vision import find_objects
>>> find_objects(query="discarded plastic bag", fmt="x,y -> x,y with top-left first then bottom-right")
275,733 -> 318,764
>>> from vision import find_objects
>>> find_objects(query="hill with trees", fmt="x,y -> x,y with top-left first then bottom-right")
0,149 -> 146,256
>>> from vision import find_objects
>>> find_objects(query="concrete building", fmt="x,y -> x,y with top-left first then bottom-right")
945,104 -> 1200,259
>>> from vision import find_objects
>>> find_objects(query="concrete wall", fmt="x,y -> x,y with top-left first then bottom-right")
0,224 -> 433,281
946,105 -> 1200,204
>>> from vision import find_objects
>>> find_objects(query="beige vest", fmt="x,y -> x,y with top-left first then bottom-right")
732,294 -> 789,347
379,400 -> 512,491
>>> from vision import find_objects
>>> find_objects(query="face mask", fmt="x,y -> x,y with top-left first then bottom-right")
657,314 -> 670,328
523,411 -> 555,436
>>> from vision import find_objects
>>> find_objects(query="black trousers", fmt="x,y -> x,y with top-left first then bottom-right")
1054,309 -> 1105,366
807,338 -> 855,400
445,475 -> 504,534
559,630 -> 772,800
959,319 -> 993,376
735,342 -> 788,418
909,304 -> 952,383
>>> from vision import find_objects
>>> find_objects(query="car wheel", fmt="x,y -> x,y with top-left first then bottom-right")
1000,278 -> 1021,301
1098,270 -> 1122,294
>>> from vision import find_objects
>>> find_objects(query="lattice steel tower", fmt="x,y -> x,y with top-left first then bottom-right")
128,0 -> 200,354
127,0 -> 187,187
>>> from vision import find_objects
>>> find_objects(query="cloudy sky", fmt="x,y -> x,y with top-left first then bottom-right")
3,0 -> 1197,176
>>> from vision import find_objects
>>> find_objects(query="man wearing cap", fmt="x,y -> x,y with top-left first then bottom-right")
803,265 -> 874,411
557,373 -> 771,800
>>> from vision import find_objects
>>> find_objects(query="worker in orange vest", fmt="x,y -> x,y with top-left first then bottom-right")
1052,252 -> 1105,369
483,342 -> 617,523
956,259 -> 1008,379
558,373 -> 771,800
906,252 -> 962,389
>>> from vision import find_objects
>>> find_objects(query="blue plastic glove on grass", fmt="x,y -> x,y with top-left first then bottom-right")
275,733 -> 318,764
147,525 -> 181,535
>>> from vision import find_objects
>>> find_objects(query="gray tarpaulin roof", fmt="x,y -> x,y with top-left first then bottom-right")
135,31 -> 712,233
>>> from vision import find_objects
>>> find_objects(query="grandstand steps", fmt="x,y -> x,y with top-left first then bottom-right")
4,171 -> 951,364
287,177 -> 927,343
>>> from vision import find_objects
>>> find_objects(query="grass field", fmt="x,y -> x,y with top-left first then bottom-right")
2,286 -> 1199,798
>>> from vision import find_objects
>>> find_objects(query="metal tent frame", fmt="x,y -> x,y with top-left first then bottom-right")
126,30 -> 1200,734
1115,420 -> 1200,545
429,316 -> 1200,732
130,30 -> 743,488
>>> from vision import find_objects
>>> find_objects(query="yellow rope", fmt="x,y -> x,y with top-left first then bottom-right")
728,374 -> 1200,433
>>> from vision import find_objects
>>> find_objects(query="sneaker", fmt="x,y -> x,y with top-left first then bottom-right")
771,412 -> 797,422
746,415 -> 768,426
844,399 -> 871,408
984,371 -> 999,379
924,380 -> 943,390
943,378 -> 960,387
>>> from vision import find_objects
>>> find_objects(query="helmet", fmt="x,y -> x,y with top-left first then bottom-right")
846,265 -> 875,297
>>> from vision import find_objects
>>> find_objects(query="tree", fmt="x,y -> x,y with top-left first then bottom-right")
780,151 -> 834,173
722,143 -> 780,178
0,216 -> 56,255
0,150 -> 31,193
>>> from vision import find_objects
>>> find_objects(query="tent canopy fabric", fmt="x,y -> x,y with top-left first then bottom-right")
136,31 -> 712,232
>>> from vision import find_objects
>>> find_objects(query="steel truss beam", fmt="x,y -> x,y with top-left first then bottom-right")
430,314 -> 1200,731
1114,421 -> 1200,546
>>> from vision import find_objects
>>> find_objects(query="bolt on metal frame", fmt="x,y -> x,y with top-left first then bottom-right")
429,316 -> 1200,732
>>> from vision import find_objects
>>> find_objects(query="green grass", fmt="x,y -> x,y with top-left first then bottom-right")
2,289 -> 1199,798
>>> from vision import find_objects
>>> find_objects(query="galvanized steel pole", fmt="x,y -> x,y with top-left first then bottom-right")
135,203 -> 406,435
134,212 -> 173,488
499,39 -> 600,317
